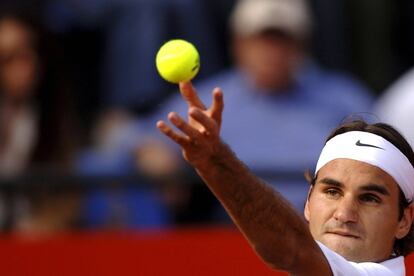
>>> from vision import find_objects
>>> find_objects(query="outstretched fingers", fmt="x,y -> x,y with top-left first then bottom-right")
167,112 -> 202,141
158,84 -> 223,149
189,107 -> 218,136
179,81 -> 206,110
156,120 -> 189,147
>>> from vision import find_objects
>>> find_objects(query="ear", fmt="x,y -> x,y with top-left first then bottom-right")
304,186 -> 313,222
395,203 -> 414,239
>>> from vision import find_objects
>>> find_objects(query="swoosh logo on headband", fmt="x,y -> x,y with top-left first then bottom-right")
355,140 -> 384,150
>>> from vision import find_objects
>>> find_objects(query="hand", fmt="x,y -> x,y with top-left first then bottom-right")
157,81 -> 224,167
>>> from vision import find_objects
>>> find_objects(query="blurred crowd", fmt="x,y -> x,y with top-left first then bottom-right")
0,0 -> 414,236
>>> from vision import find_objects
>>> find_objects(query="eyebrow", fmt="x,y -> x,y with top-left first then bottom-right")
318,177 -> 390,196
360,184 -> 390,196
318,177 -> 343,187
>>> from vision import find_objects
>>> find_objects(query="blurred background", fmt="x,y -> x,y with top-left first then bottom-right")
1,0 -> 414,274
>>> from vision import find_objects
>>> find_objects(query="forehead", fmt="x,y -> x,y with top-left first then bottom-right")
316,158 -> 400,194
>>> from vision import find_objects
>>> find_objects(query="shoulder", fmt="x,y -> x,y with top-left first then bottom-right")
304,63 -> 373,96
317,241 -> 405,276
299,62 -> 374,112
194,68 -> 245,94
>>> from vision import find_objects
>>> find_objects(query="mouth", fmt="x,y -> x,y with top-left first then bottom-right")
326,231 -> 360,239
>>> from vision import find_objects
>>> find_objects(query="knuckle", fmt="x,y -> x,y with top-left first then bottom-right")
175,119 -> 184,128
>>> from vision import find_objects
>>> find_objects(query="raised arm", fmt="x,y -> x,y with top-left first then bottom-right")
157,82 -> 331,276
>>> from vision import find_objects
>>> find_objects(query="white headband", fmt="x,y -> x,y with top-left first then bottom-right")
315,131 -> 414,201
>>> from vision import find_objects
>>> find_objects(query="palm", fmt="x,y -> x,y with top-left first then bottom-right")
156,81 -> 224,167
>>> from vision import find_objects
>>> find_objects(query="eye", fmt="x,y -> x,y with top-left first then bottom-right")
324,188 -> 341,199
359,193 -> 381,204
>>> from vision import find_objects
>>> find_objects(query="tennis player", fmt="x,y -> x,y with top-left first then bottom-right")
157,82 -> 414,275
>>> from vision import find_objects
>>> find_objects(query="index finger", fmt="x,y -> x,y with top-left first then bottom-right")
210,88 -> 224,128
179,81 -> 206,110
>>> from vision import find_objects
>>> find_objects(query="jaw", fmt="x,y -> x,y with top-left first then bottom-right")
319,233 -> 365,262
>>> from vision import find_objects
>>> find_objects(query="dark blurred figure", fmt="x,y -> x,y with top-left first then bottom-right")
0,10 -> 81,235
309,0 -> 414,93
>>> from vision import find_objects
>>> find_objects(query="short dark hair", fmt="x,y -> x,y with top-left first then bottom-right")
307,119 -> 414,257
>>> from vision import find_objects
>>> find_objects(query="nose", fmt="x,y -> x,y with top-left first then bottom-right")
333,195 -> 359,223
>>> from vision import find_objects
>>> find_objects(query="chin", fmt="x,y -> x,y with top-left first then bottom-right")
322,236 -> 364,262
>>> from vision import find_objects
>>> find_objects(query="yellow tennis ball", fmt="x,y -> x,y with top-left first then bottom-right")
156,39 -> 200,84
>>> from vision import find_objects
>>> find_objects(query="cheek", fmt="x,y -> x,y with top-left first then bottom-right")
3,60 -> 37,90
362,206 -> 399,237
306,195 -> 332,231
360,209 -> 399,257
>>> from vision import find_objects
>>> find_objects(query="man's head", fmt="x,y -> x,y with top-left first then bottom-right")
229,0 -> 312,90
304,120 -> 414,262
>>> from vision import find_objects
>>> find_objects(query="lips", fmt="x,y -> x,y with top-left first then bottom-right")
326,230 -> 360,239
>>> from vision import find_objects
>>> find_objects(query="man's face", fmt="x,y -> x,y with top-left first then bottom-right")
233,33 -> 301,91
0,18 -> 39,100
305,158 -> 413,262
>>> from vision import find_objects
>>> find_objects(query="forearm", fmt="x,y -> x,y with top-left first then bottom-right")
194,141 -> 330,275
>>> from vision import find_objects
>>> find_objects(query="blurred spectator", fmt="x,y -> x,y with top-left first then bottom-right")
0,10 -> 80,234
75,110 -> 183,227
0,13 -> 77,175
375,67 -> 414,148
144,0 -> 374,210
